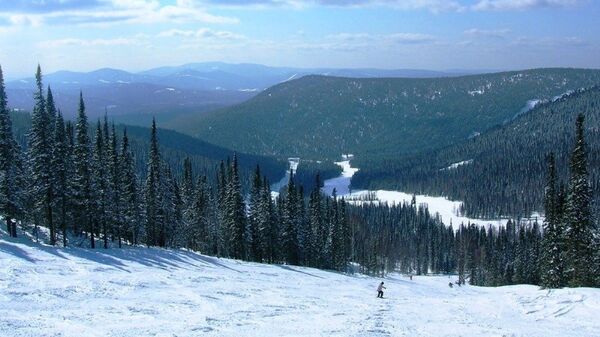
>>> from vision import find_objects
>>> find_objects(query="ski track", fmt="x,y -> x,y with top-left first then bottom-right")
1,234 -> 599,337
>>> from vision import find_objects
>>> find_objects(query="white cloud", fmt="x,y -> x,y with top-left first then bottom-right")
158,28 -> 245,40
472,0 -> 581,11
464,28 -> 511,38
0,0 -> 238,27
39,37 -> 141,48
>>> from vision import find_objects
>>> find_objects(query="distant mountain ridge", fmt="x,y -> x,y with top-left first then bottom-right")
4,62 -> 477,123
182,68 -> 600,160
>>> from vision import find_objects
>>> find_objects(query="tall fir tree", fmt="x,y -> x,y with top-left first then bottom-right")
73,92 -> 93,247
51,111 -> 70,246
225,153 -> 246,259
0,65 -> 24,237
120,129 -> 141,245
564,114 -> 596,287
540,153 -> 565,288
27,66 -> 55,244
144,118 -> 163,247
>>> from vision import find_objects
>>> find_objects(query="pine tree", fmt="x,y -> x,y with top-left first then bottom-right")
120,129 -> 141,245
107,124 -> 122,247
51,111 -> 70,246
0,65 -> 24,237
28,65 -> 55,244
144,118 -> 163,247
564,114 -> 596,287
248,165 -> 262,261
540,153 -> 565,288
282,170 -> 299,265
73,92 -> 93,247
225,153 -> 246,259
92,122 -> 109,248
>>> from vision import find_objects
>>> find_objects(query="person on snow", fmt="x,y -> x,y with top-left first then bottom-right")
377,282 -> 386,298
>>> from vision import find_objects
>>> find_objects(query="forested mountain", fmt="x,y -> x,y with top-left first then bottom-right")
186,68 -> 600,160
6,63 -> 467,123
353,86 -> 600,220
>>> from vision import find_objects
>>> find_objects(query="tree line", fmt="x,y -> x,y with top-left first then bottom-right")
1,65 -> 598,287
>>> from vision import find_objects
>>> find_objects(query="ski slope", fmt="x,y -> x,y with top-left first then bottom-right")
1,232 -> 598,337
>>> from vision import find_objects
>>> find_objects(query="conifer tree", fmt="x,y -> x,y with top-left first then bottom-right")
540,153 -> 565,288
145,118 -> 163,247
92,122 -> 108,248
28,65 -> 55,244
73,92 -> 92,246
225,153 -> 246,259
564,114 -> 596,287
51,111 -> 69,246
0,65 -> 23,237
120,129 -> 141,245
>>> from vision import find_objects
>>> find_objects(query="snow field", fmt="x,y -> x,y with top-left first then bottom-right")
1,232 -> 599,337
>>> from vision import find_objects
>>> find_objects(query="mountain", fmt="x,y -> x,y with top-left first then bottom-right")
352,86 -> 600,219
182,68 -> 600,160
5,63 -> 474,122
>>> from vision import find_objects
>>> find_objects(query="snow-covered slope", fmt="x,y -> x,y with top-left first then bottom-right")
1,233 -> 598,337
322,159 -> 518,227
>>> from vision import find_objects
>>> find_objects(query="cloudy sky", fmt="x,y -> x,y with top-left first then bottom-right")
0,0 -> 598,78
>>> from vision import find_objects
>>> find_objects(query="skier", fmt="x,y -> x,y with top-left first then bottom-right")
377,282 -> 386,298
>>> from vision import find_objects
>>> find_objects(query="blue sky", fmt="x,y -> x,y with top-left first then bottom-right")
0,0 -> 599,78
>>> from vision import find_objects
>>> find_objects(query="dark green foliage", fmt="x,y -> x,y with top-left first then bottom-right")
191,69 -> 600,160
354,86 -> 600,220
564,114 -> 596,287
0,65 -> 24,238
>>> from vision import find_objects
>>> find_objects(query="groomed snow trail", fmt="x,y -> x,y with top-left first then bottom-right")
1,234 -> 599,337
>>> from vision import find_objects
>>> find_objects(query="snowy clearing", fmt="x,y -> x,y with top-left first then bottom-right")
1,233 -> 598,337
322,159 -> 518,227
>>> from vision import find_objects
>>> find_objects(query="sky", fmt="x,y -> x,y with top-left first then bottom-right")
0,0 -> 599,79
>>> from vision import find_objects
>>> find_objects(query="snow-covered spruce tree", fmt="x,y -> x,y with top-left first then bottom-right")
282,170 -> 300,265
225,153 -> 246,260
51,111 -> 70,247
107,124 -> 123,247
247,165 -> 262,262
297,185 -> 311,266
215,160 -> 228,256
73,92 -> 93,245
540,153 -> 566,288
564,114 -> 596,287
119,129 -> 141,245
308,173 -> 324,267
27,66 -> 55,244
0,65 -> 24,237
92,122 -> 109,248
144,118 -> 163,247
193,175 -> 211,252
161,164 -> 181,247
180,158 -> 195,249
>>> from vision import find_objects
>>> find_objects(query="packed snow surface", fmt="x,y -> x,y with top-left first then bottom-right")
323,159 -> 513,227
1,234 -> 598,337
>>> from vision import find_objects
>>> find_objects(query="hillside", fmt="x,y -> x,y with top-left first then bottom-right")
1,230 -> 599,337
352,86 -> 600,219
186,68 -> 600,160
6,63 -> 470,122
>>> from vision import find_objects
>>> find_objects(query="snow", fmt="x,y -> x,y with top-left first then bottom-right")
323,158 -> 515,227
1,232 -> 599,337
238,88 -> 259,92
165,87 -> 175,91
270,158 -> 300,197
321,160 -> 359,196
442,159 -> 474,171
98,79 -> 110,83
282,73 -> 298,82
